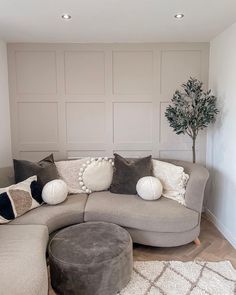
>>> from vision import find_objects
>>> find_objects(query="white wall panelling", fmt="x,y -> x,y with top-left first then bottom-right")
19,151 -> 60,162
64,51 -> 105,95
66,102 -> 106,144
159,150 -> 200,162
17,102 -> 58,144
160,50 -> 202,98
7,43 -> 209,161
112,51 -> 153,95
67,150 -> 107,159
15,51 -> 57,95
113,102 -> 153,144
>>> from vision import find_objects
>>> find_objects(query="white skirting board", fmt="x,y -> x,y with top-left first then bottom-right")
205,208 -> 236,249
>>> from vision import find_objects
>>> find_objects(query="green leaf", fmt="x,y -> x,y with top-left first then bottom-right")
165,77 -> 219,139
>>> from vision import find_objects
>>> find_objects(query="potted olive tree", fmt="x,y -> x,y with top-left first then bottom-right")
165,77 -> 218,163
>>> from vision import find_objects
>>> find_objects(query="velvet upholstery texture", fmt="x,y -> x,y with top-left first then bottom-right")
10,193 -> 88,233
13,154 -> 59,186
0,224 -> 49,295
110,154 -> 153,194
49,222 -> 133,295
85,191 -> 199,233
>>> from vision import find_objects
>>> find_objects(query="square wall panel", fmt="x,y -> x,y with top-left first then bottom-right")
18,102 -> 58,143
113,102 -> 152,143
66,102 -> 105,143
113,51 -> 153,94
64,51 -> 105,94
15,51 -> 57,94
161,50 -> 201,98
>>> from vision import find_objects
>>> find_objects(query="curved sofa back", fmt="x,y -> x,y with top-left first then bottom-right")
0,159 -> 209,214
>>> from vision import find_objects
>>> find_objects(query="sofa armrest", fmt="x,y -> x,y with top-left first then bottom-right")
165,159 -> 209,213
184,163 -> 209,213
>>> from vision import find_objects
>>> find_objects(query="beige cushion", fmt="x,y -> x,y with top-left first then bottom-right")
55,158 -> 90,194
85,191 -> 199,233
152,159 -> 189,205
0,224 -> 48,295
9,193 -> 88,233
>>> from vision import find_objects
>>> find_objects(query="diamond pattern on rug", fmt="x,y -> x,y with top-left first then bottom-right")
156,267 -> 192,295
119,261 -> 236,295
190,286 -> 209,295
119,269 -> 150,295
148,286 -> 163,295
198,265 -> 235,295
135,261 -> 165,281
205,261 -> 236,280
169,261 -> 202,282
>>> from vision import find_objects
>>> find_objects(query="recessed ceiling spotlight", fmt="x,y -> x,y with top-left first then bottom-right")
61,14 -> 72,20
174,13 -> 184,19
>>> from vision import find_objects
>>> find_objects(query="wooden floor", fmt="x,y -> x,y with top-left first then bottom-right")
49,214 -> 236,294
133,214 -> 236,268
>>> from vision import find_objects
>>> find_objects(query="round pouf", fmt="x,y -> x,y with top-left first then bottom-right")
136,176 -> 163,200
49,222 -> 133,295
42,179 -> 68,205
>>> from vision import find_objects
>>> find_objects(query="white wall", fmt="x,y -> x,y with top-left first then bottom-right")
0,40 -> 12,186
207,23 -> 236,248
7,43 -> 209,162
0,40 -> 11,167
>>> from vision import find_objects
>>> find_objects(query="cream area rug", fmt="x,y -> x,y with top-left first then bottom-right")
119,261 -> 236,295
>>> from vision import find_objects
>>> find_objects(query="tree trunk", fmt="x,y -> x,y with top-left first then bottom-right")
192,136 -> 196,163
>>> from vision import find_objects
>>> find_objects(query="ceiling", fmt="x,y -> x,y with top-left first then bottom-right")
0,0 -> 236,43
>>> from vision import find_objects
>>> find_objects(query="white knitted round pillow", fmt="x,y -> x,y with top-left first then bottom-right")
136,176 -> 163,201
42,179 -> 68,205
79,157 -> 114,193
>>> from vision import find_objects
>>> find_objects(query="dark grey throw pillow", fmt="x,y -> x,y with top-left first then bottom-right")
13,154 -> 59,187
110,154 -> 153,195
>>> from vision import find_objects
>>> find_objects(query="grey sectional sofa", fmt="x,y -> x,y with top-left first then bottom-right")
0,160 -> 209,295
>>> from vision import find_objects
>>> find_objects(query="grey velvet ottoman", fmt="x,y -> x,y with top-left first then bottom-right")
49,222 -> 133,295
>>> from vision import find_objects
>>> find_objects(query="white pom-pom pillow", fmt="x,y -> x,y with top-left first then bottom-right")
42,179 -> 68,205
136,176 -> 163,201
152,159 -> 189,205
79,157 -> 114,193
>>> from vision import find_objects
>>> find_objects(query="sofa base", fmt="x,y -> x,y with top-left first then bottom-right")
125,225 -> 200,247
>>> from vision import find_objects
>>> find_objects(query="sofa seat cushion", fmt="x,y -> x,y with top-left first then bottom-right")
0,224 -> 48,295
85,191 -> 199,233
9,193 -> 88,233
